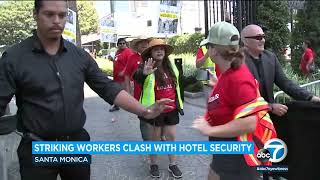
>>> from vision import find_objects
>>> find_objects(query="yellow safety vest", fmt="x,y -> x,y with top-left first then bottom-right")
201,46 -> 215,70
233,89 -> 277,166
140,61 -> 183,112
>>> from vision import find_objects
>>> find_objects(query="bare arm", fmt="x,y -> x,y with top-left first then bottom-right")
207,69 -> 218,87
196,52 -> 209,68
114,90 -> 173,119
193,115 -> 256,138
113,90 -> 146,116
306,57 -> 314,72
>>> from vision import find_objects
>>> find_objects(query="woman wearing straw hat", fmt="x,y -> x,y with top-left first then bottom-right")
133,39 -> 184,178
192,22 -> 276,180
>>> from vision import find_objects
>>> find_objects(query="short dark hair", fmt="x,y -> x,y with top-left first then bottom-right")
117,38 -> 127,45
34,0 -> 67,13
304,40 -> 312,48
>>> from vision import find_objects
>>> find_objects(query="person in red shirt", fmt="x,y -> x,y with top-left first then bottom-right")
109,38 -> 133,112
196,45 -> 221,79
300,40 -> 315,75
133,39 -> 184,178
125,36 -> 151,99
196,42 -> 221,100
124,36 -> 151,141
193,22 -> 266,180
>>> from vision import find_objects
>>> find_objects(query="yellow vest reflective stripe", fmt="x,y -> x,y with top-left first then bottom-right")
171,61 -> 184,110
201,46 -> 215,69
140,74 -> 156,107
233,94 -> 277,166
140,61 -> 183,110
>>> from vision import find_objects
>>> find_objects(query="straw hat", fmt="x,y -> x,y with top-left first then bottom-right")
141,39 -> 174,59
130,35 -> 152,52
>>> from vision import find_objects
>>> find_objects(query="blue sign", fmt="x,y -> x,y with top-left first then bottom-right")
32,141 -> 254,155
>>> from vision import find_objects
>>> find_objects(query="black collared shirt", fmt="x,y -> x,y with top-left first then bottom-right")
250,55 -> 269,101
0,33 -> 123,137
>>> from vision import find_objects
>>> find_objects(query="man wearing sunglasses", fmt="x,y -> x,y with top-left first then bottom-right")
241,24 -> 320,117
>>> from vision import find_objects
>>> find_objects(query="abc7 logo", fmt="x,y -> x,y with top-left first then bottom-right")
256,138 -> 288,163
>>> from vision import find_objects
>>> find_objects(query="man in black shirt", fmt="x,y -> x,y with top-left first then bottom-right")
241,24 -> 320,117
0,1 -> 172,180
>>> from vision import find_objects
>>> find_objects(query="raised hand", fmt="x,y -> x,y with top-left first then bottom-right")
143,58 -> 157,75
142,98 -> 174,119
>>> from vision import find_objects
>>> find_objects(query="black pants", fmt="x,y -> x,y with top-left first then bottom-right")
17,129 -> 91,180
209,137 -> 262,180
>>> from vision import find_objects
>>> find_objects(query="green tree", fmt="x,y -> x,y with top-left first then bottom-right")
291,1 -> 320,74
0,1 -> 35,45
256,1 -> 290,62
77,1 -> 99,35
167,33 -> 204,55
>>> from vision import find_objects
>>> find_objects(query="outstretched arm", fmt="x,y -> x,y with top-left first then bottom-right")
193,115 -> 256,137
113,90 -> 173,119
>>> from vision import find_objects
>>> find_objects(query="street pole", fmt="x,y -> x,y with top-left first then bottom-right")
68,0 -> 81,47
204,0 -> 209,37
290,8 -> 293,62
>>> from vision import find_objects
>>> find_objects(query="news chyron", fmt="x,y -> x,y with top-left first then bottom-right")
256,138 -> 289,173
31,141 -> 254,165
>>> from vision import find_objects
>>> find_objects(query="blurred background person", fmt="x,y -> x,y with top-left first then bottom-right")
300,39 -> 316,75
109,38 -> 133,112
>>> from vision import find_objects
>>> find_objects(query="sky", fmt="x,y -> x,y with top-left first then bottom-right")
95,1 -> 110,18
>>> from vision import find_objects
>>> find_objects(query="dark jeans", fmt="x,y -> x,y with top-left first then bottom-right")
17,128 -> 91,180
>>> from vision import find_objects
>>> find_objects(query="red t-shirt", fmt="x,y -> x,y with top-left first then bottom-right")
155,71 -> 177,113
113,48 -> 133,82
300,48 -> 314,74
125,52 -> 142,100
205,64 -> 258,126
196,48 -> 221,77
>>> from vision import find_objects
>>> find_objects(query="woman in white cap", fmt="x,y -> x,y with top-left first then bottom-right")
133,39 -> 184,178
193,22 -> 277,180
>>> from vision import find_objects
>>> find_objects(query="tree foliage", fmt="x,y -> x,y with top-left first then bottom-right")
256,1 -> 290,62
77,1 -> 99,35
291,1 -> 320,73
0,1 -> 35,45
167,33 -> 204,55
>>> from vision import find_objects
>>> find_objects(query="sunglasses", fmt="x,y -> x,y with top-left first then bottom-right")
244,35 -> 265,40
